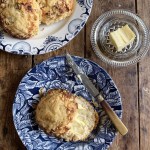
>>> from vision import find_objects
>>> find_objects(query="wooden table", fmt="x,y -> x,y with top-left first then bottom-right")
0,0 -> 150,150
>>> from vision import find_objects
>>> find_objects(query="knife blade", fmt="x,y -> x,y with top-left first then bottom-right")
66,53 -> 128,136
66,53 -> 101,98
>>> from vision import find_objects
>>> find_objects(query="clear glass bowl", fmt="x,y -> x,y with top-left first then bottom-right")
91,9 -> 149,67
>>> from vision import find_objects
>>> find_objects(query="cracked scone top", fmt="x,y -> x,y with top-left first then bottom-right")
0,0 -> 74,38
35,89 -> 99,141
0,0 -> 41,39
37,0 -> 75,25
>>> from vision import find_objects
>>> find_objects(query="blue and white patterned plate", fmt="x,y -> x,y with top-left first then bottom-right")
13,56 -> 122,150
0,0 -> 93,55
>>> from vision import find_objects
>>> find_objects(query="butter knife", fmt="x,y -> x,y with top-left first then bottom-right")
66,53 -> 128,136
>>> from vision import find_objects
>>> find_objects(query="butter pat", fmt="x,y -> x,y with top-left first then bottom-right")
109,25 -> 136,51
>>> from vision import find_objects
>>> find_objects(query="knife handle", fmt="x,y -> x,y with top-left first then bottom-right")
97,95 -> 128,136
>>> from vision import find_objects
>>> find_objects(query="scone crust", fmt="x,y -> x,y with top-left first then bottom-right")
36,89 -> 99,141
0,0 -> 41,39
36,89 -> 78,136
0,0 -> 75,38
37,0 -> 75,25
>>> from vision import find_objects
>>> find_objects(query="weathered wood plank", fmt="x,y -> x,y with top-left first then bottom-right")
137,0 -> 150,149
85,0 -> 139,150
0,51 -> 32,150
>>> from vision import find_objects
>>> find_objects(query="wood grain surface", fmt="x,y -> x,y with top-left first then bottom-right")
0,0 -> 149,150
137,0 -> 150,150
0,52 -> 32,150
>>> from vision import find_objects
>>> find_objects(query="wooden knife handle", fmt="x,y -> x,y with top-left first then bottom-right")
97,95 -> 128,135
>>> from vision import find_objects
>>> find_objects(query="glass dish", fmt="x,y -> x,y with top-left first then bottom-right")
91,9 -> 149,67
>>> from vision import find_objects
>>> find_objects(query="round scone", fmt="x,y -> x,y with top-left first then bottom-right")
0,0 -> 41,39
37,0 -> 75,25
35,89 -> 99,141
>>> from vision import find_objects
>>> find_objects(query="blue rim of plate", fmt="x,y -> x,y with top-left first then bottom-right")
0,0 -> 93,55
13,56 -> 122,150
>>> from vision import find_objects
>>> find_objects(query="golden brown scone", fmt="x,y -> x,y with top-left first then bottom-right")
35,89 -> 99,141
0,0 -> 41,39
37,0 -> 75,25
0,1 -> 7,14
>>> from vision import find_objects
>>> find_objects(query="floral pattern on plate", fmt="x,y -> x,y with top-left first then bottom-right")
13,56 -> 122,150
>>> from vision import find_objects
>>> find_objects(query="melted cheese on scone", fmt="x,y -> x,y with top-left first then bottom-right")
64,96 -> 99,141
0,0 -> 41,39
36,89 -> 99,141
37,0 -> 75,25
